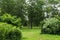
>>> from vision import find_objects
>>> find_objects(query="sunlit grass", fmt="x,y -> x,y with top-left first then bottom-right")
22,28 -> 60,40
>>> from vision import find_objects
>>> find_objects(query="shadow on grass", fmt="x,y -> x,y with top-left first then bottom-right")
40,32 -> 60,36
23,37 -> 28,39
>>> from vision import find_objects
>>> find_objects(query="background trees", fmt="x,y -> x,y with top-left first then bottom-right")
43,0 -> 60,18
0,0 -> 60,29
0,0 -> 27,26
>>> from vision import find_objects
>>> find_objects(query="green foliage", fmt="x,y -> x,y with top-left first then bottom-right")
0,0 -> 26,26
0,22 -> 22,40
48,0 -> 59,4
54,15 -> 60,20
0,0 -> 59,27
28,0 -> 45,26
0,13 -> 21,27
41,18 -> 60,34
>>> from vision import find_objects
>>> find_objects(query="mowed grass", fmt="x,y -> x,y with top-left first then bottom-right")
22,28 -> 60,40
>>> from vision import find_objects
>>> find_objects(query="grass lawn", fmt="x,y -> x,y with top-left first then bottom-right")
22,28 -> 60,40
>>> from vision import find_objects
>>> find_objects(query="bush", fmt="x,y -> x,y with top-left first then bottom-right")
0,22 -> 22,40
0,13 -> 21,27
41,18 -> 60,34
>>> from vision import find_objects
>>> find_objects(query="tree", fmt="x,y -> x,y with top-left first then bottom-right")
1,0 -> 27,26
44,0 -> 59,18
13,0 -> 26,26
27,0 -> 45,29
1,0 -> 16,14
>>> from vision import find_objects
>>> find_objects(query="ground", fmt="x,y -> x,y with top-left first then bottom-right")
22,28 -> 60,40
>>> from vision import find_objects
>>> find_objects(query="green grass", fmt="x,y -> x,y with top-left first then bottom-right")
22,28 -> 60,40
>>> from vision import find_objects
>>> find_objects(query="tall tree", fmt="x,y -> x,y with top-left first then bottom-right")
1,0 -> 27,26
13,0 -> 26,25
27,0 -> 45,29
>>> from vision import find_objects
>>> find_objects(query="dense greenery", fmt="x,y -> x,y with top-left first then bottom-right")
0,13 -> 21,27
41,17 -> 60,34
0,0 -> 60,27
0,0 -> 60,40
0,22 -> 22,40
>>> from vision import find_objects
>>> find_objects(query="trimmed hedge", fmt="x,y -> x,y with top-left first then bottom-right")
0,22 -> 22,40
41,18 -> 60,34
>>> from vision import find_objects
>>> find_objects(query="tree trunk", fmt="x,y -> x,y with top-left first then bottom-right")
30,20 -> 32,29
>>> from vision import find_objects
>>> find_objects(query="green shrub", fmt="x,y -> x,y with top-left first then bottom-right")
0,13 -> 21,27
0,22 -> 22,40
41,18 -> 60,34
